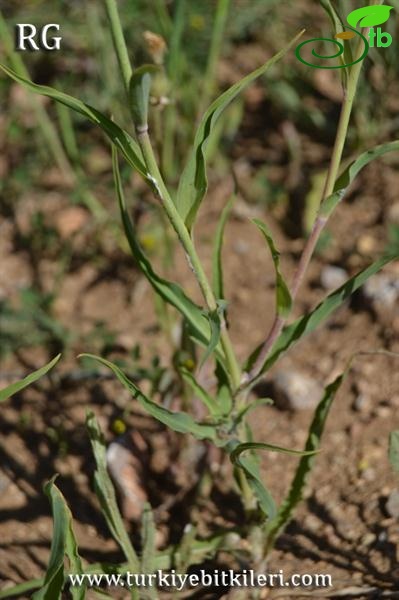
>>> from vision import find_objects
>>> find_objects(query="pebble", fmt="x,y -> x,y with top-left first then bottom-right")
361,532 -> 376,546
386,489 -> 399,519
363,274 -> 399,311
0,471 -> 10,494
357,234 -> 378,256
320,265 -> 348,290
353,393 -> 372,414
273,370 -> 323,411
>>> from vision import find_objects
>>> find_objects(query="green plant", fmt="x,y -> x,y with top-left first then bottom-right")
1,0 -> 399,598
0,354 -> 61,403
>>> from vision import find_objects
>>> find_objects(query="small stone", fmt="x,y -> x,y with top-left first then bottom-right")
357,234 -> 377,255
361,533 -> 376,546
376,405 -> 391,418
386,489 -> 399,519
273,370 -> 323,411
320,265 -> 348,290
353,394 -> 371,413
363,274 -> 399,311
0,471 -> 11,494
304,514 -> 320,532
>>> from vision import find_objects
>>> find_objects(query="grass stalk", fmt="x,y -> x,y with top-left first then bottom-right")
103,0 -> 133,95
137,127 -> 241,389
102,0 -> 241,388
197,0 -> 231,118
243,33 -> 368,387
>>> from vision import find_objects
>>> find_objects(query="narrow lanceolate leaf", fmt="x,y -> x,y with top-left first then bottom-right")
140,505 -> 158,599
179,368 -> 220,417
141,504 -> 157,573
199,301 -> 227,370
229,442 -> 316,520
32,477 -> 86,600
320,141 -> 399,218
0,64 -> 147,178
112,148 -> 224,364
82,355 -> 220,444
389,431 -> 399,475
0,354 -> 61,403
319,0 -> 346,35
212,195 -> 235,299
251,219 -> 292,318
129,65 -> 159,128
176,30 -> 305,230
247,253 -> 399,379
0,579 -> 43,599
265,372 -> 346,547
86,413 -> 140,572
319,0 -> 353,69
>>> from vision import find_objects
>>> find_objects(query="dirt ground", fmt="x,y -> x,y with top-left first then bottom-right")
1,25 -> 399,600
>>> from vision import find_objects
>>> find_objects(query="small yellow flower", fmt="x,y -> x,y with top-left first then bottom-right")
139,234 -> 156,252
189,14 -> 205,31
182,358 -> 195,371
112,419 -> 126,435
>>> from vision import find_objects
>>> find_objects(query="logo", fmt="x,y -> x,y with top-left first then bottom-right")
15,24 -> 62,52
296,5 -> 394,69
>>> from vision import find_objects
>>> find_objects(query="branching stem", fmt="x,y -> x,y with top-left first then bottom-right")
242,32 -> 368,388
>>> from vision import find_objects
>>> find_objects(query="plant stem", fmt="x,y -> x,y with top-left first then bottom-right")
104,0 -> 133,95
243,34 -> 367,387
103,0 -> 241,388
137,127 -> 241,389
197,0 -> 231,118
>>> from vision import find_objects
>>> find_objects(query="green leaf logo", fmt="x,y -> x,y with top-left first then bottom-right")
347,5 -> 394,29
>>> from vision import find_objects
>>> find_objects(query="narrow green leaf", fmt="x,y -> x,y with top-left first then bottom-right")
199,301 -> 227,370
0,580 -> 43,599
265,372 -> 346,546
319,0 -> 353,70
141,504 -> 156,572
230,441 -> 316,464
230,442 -> 316,520
111,147 -> 224,363
347,5 -> 394,29
320,0 -> 346,35
320,141 -> 399,218
0,64 -> 147,178
247,253 -> 399,378
86,412 -> 141,572
140,504 -> 158,599
32,477 -> 85,600
389,431 -> 399,475
212,195 -> 235,299
180,367 -> 220,417
231,447 -> 276,519
233,398 -> 274,427
129,65 -> 159,128
0,354 -> 61,403
82,355 -> 220,444
175,524 -> 197,572
176,30 -> 305,230
252,219 -> 292,318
